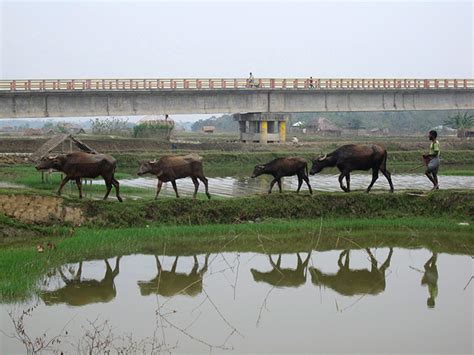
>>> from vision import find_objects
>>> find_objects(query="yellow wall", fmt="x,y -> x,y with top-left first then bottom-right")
279,121 -> 286,142
260,121 -> 268,143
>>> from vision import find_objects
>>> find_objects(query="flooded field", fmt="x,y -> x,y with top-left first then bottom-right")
116,174 -> 474,198
1,247 -> 472,353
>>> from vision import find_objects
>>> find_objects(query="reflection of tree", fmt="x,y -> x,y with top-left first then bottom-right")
138,255 -> 209,297
40,257 -> 121,306
421,253 -> 438,309
251,253 -> 311,288
310,248 -> 393,296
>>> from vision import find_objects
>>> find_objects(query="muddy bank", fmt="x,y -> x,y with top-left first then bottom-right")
1,191 -> 472,229
0,194 -> 84,225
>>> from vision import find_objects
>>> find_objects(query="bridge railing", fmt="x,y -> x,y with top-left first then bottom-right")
0,78 -> 473,92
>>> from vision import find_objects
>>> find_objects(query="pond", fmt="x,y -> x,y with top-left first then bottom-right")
116,174 -> 474,198
1,247 -> 472,353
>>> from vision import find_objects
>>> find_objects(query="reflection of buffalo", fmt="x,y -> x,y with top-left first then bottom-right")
251,253 -> 311,288
138,255 -> 209,297
41,257 -> 121,306
310,248 -> 393,296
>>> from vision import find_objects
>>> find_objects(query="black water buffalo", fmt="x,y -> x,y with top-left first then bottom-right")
137,154 -> 210,199
251,157 -> 313,194
35,152 -> 123,202
310,144 -> 394,193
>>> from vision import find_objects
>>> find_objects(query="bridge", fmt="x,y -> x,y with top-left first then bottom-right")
0,78 -> 473,119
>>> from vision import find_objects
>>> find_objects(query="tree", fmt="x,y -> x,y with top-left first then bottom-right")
444,112 -> 474,139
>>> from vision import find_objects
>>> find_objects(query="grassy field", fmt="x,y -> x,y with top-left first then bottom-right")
0,216 -> 472,302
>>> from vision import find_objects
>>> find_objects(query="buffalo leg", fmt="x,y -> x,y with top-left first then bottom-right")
268,178 -> 278,194
366,169 -> 379,193
296,173 -> 303,193
75,178 -> 83,199
380,167 -> 394,193
338,173 -> 348,192
103,182 -> 112,200
345,173 -> 351,192
155,180 -> 163,199
198,176 -> 211,199
191,177 -> 199,199
112,178 -> 123,202
57,176 -> 71,196
171,180 -> 180,198
303,175 -> 313,194
277,178 -> 283,193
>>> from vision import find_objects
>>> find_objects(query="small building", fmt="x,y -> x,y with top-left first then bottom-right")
202,126 -> 215,134
234,113 -> 289,144
307,117 -> 341,136
23,128 -> 44,136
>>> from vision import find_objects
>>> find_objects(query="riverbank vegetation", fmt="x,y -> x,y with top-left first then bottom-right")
0,216 -> 472,302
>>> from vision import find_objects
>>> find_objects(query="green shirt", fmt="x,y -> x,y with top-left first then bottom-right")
429,140 -> 440,156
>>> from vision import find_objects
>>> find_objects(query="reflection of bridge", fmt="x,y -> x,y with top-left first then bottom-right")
0,78 -> 473,119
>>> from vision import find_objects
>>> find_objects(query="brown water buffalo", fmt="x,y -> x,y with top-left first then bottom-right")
310,144 -> 394,193
251,253 -> 311,288
309,248 -> 393,296
251,157 -> 312,194
35,152 -> 123,202
138,255 -> 209,297
137,154 -> 210,199
40,257 -> 121,306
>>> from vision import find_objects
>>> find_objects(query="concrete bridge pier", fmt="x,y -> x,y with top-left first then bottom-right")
234,113 -> 290,144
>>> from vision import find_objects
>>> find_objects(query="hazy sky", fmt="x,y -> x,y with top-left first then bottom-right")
1,0 -> 473,80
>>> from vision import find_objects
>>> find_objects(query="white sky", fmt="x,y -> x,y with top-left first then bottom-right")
1,0 -> 473,79
0,0 -> 472,122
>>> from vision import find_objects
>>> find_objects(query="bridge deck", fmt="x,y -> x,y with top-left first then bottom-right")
1,78 -> 473,92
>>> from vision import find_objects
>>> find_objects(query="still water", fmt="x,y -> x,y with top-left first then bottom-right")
118,174 -> 474,198
1,248 -> 472,353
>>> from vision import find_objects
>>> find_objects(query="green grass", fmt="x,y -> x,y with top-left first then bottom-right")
0,216 -> 473,302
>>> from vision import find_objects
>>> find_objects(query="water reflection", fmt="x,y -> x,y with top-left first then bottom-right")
309,248 -> 393,296
2,248 -> 472,354
138,254 -> 209,297
421,253 -> 438,308
251,252 -> 311,288
40,256 -> 121,306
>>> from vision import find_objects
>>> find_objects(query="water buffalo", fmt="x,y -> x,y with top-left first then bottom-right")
310,144 -> 394,193
251,157 -> 313,194
41,257 -> 121,306
138,255 -> 209,297
137,154 -> 210,199
309,248 -> 393,296
35,152 -> 123,202
251,253 -> 311,288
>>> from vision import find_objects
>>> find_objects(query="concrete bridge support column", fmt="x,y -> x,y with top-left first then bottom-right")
233,112 -> 290,144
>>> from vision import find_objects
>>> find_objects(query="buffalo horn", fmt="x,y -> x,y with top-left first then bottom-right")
318,154 -> 327,161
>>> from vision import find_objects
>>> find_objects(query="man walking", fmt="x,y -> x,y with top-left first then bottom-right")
423,130 -> 440,190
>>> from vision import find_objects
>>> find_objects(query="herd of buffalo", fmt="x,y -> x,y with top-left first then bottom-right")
35,143 -> 395,202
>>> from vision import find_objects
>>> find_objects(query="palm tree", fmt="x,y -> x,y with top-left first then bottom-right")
444,112 -> 474,138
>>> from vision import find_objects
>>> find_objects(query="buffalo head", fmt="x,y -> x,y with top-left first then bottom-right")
137,160 -> 158,176
35,155 -> 64,171
310,154 -> 329,175
251,164 -> 266,178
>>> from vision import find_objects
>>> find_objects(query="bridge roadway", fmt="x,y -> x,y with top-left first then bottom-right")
0,78 -> 473,118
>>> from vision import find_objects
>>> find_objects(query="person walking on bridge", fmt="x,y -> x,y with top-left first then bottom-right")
247,72 -> 254,88
423,130 -> 440,190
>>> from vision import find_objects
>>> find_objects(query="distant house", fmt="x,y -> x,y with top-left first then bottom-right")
307,117 -> 341,136
23,128 -> 43,136
202,126 -> 215,134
